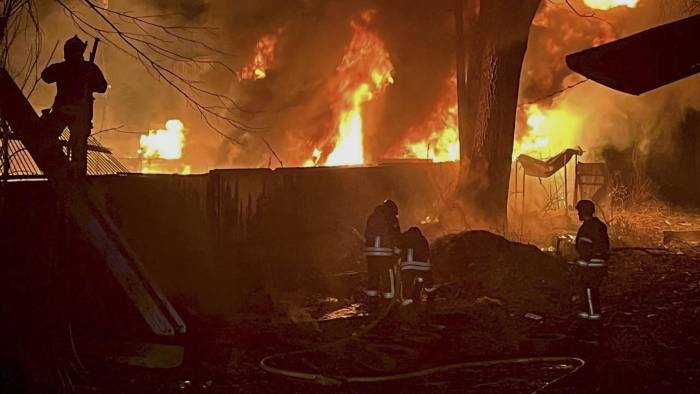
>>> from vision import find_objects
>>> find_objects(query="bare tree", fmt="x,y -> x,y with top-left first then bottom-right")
2,0 -> 262,146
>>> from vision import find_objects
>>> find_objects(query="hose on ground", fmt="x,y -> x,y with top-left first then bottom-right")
260,299 -> 585,393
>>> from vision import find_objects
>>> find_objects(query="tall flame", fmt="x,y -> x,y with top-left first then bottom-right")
240,31 -> 280,81
308,10 -> 394,166
583,0 -> 639,10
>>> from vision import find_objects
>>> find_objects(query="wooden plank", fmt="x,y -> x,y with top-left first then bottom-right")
0,67 -> 185,336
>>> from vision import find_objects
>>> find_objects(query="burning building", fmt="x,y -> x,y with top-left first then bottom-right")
3,0 -> 700,393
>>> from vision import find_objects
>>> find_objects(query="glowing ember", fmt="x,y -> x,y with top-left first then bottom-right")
311,10 -> 394,166
513,104 -> 582,159
394,75 -> 459,162
239,31 -> 280,81
582,0 -> 638,10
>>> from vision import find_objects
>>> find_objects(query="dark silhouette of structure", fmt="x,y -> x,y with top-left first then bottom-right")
41,35 -> 107,177
567,14 -> 700,95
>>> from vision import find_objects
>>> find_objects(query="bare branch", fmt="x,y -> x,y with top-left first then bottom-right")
51,0 -> 268,147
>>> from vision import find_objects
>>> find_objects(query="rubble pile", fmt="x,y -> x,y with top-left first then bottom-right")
430,231 -> 577,318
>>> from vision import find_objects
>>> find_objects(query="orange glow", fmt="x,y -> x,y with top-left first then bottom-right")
513,104 -> 582,159
139,119 -> 185,159
239,31 -> 280,81
582,0 -> 638,10
308,10 -> 394,166
394,75 -> 459,162
138,119 -> 190,174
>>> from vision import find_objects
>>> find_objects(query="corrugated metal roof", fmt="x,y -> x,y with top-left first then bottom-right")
1,129 -> 129,178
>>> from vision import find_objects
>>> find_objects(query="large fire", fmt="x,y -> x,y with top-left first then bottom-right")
138,119 -> 189,173
395,75 -> 459,162
239,31 -> 280,81
305,10 -> 394,167
583,0 -> 639,10
513,103 -> 582,159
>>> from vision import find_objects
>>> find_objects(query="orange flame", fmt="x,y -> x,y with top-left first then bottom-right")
582,0 -> 639,10
138,119 -> 190,174
308,10 -> 394,166
394,74 -> 459,162
240,31 -> 280,81
139,119 -> 185,159
513,104 -> 582,159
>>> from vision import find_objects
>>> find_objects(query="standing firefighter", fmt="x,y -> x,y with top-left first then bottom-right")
574,199 -> 610,320
364,199 -> 401,299
398,227 -> 435,306
41,35 -> 107,177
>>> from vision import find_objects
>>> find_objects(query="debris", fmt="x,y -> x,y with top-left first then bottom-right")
663,231 -> 700,244
177,380 -> 192,391
475,296 -> 504,306
524,313 -> 543,321
431,231 -> 576,317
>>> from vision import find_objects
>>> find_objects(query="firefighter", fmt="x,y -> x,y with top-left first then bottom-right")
398,227 -> 435,306
574,199 -> 610,320
41,35 -> 107,177
364,199 -> 401,299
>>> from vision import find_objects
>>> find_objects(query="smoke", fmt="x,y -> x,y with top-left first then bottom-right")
20,0 -> 700,176
511,0 -> 700,217
518,1 -> 700,163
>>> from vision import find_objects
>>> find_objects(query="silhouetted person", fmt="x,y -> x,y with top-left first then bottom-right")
364,199 -> 401,299
41,35 -> 107,177
574,199 -> 610,320
398,227 -> 435,306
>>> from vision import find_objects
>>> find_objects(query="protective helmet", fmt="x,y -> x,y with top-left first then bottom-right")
575,199 -> 595,215
383,199 -> 398,217
64,35 -> 87,60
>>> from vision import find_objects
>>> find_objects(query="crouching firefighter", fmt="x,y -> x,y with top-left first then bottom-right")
574,199 -> 610,320
364,200 -> 401,299
398,227 -> 435,306
41,35 -> 107,178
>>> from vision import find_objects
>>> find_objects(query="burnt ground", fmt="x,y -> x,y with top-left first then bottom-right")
8,232 -> 700,393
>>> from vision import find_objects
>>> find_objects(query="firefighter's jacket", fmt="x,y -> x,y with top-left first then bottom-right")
42,60 -> 107,110
364,206 -> 400,257
575,217 -> 610,265
398,227 -> 431,272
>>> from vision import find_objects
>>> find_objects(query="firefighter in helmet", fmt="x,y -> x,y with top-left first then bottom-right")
41,35 -> 107,177
574,199 -> 610,320
364,199 -> 401,299
398,226 -> 435,306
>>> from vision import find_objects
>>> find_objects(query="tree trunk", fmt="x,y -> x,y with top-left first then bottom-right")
457,0 -> 540,228
454,0 -> 468,151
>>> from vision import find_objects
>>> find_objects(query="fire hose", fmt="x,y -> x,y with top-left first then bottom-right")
259,299 -> 586,392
